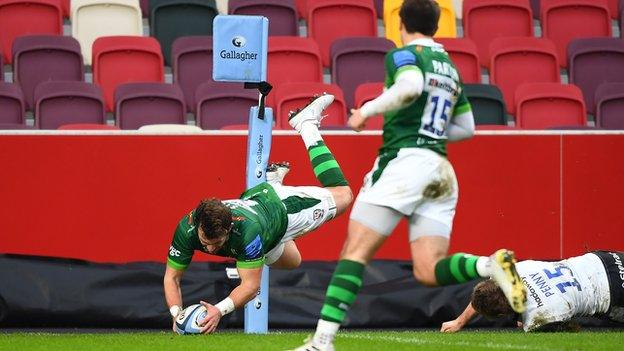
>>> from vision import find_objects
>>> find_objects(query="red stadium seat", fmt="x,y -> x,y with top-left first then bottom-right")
268,37 -> 323,89
0,0 -> 63,63
462,0 -> 533,67
489,37 -> 560,114
354,82 -> 384,130
435,38 -> 481,84
515,83 -> 586,129
541,0 -> 611,68
92,36 -> 164,111
272,82 -> 347,129
307,0 -> 377,67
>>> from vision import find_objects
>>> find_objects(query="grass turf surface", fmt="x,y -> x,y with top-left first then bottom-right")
1,330 -> 622,351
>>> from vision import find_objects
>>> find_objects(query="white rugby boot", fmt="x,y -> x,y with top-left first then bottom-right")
288,93 -> 335,132
490,249 -> 527,313
266,162 -> 291,185
289,335 -> 335,351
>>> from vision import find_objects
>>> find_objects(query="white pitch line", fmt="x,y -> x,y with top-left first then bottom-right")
340,333 -> 550,351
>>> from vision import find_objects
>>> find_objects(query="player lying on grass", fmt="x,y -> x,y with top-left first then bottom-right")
164,94 -> 352,334
441,251 -> 624,332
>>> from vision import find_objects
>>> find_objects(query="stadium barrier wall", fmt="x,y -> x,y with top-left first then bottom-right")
1,131 -> 623,263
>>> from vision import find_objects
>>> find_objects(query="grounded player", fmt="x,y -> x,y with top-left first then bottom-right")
163,94 -> 352,334
441,251 -> 624,332
294,1 -> 525,350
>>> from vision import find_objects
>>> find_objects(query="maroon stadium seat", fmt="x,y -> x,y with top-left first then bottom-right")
194,81 -> 257,130
354,82 -> 384,130
568,38 -> 624,114
115,82 -> 186,130
330,36 -> 395,109
596,82 -> 624,130
435,38 -> 481,84
0,82 -> 25,124
541,0 -> 611,68
12,35 -> 83,110
267,36 -> 323,92
490,37 -> 560,114
272,82 -> 347,129
307,0 -> 377,67
0,0 -> 63,63
515,83 -> 586,129
92,36 -> 164,112
462,0 -> 533,67
35,81 -> 106,129
229,0 -> 298,36
172,36 -> 213,113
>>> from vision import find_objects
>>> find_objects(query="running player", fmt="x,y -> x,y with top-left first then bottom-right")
294,1 -> 525,349
163,94 -> 352,334
441,251 -> 624,332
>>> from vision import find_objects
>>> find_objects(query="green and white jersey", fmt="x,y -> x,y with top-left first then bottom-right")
167,183 -> 288,270
381,38 -> 472,156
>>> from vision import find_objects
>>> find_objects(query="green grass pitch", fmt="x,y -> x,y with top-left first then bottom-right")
1,330 -> 622,351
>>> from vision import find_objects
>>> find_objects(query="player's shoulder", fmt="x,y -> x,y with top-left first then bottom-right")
174,210 -> 197,239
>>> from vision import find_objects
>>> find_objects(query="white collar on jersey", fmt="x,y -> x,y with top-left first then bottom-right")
405,38 -> 443,48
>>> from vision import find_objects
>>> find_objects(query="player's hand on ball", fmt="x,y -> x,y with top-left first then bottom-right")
198,300 -> 222,334
348,109 -> 367,132
440,320 -> 462,333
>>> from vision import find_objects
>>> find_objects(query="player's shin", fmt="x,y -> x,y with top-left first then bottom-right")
314,260 -> 364,344
434,253 -> 490,285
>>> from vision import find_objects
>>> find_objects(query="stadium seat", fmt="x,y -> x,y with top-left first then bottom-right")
464,84 -> 508,126
267,36 -> 323,90
58,123 -> 120,130
172,36 -> 213,113
541,0 -> 611,68
229,0 -> 298,36
0,82 -> 25,124
330,37 -> 395,109
462,0 -> 533,67
0,54 -> 3,81
150,0 -> 218,66
515,83 -> 586,129
307,0 -> 377,67
384,0 -> 457,48
373,0 -> 383,18
596,83 -> 624,129
489,37 -> 560,114
0,122 -> 35,129
71,0 -> 143,65
272,82 -> 347,129
435,38 -> 481,84
12,35 -> 83,110
568,38 -> 624,113
0,0 -> 63,64
60,0 -> 69,17
139,0 -> 148,17
92,36 -> 165,111
195,81 -> 258,129
34,81 -> 106,129
295,0 -> 306,18
115,82 -> 186,130
354,82 -> 384,130
609,0 -> 620,18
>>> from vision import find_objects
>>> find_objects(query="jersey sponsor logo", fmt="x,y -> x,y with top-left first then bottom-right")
313,209 -> 324,220
392,50 -> 417,68
522,276 -> 545,308
169,246 -> 181,257
244,234 -> 263,259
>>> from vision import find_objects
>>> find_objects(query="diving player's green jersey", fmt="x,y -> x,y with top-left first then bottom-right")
381,39 -> 472,156
167,183 -> 288,270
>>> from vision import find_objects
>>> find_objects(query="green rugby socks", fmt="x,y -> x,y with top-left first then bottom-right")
308,141 -> 348,187
320,259 -> 364,323
434,253 -> 486,285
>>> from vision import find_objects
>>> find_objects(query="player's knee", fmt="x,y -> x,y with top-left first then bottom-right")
333,186 -> 353,215
412,264 -> 438,287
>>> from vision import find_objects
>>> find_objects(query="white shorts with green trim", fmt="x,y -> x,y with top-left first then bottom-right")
265,184 -> 337,265
353,147 -> 458,231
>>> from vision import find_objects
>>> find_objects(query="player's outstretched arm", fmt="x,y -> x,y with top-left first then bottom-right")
440,302 -> 478,333
163,265 -> 185,331
199,265 -> 262,334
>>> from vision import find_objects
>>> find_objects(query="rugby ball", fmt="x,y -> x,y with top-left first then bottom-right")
174,304 -> 207,335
